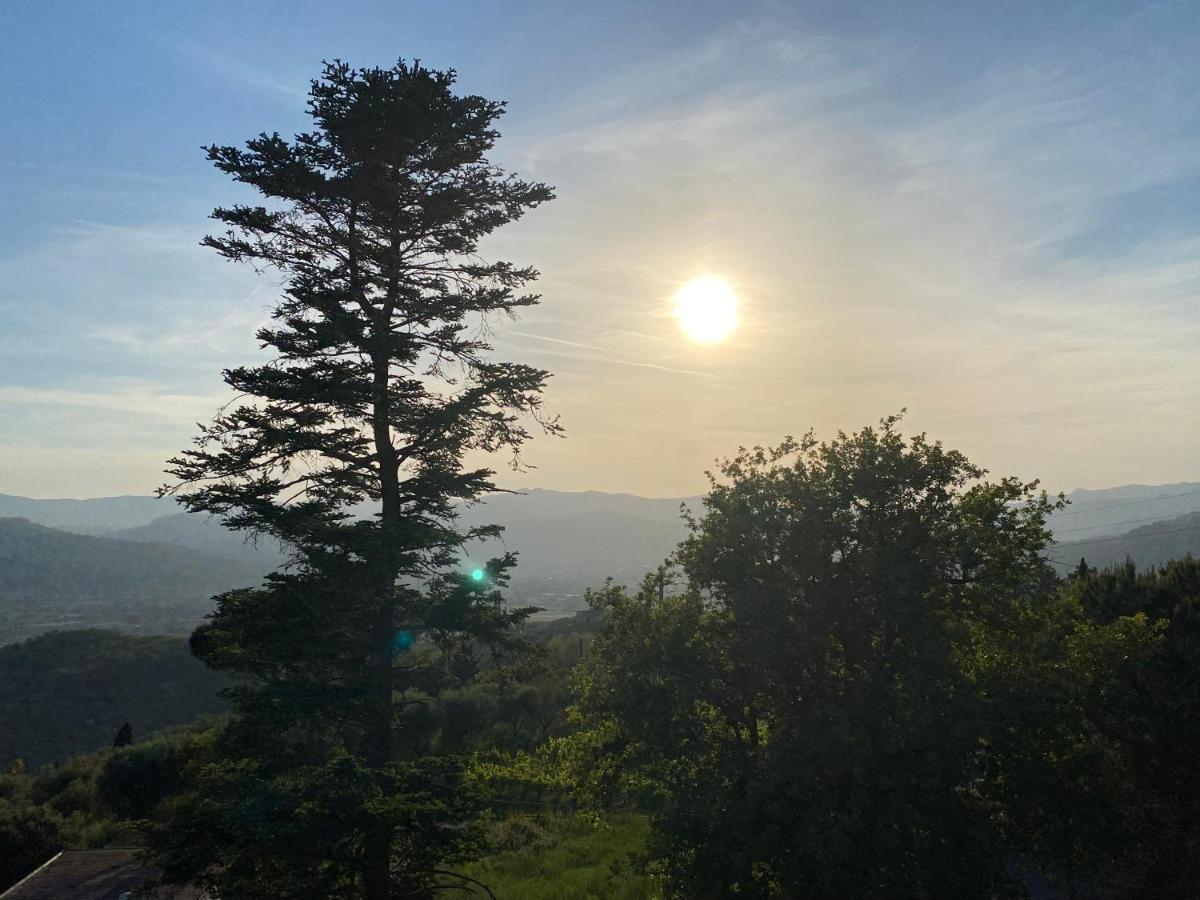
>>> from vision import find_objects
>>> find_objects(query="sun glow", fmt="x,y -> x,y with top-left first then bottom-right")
673,275 -> 739,344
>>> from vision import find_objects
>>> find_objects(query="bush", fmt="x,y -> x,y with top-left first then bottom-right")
0,801 -> 65,892
97,738 -> 188,819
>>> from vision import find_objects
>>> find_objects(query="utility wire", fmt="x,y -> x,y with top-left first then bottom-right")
1050,487 -> 1200,518
1045,521 -> 1200,570
1044,557 -> 1078,571
1053,510 -> 1200,537
1051,521 -> 1200,548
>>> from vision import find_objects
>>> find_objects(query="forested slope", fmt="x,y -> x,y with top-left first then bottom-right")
0,518 -> 263,643
1052,510 -> 1200,570
0,630 -> 227,768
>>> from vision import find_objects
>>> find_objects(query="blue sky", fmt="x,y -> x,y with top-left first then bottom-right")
2,0 -> 1199,497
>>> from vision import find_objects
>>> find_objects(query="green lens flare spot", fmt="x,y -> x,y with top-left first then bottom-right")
470,568 -> 485,582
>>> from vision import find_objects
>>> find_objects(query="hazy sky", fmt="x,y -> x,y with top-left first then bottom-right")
2,0 -> 1199,499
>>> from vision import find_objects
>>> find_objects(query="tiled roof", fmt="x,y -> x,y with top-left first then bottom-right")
0,849 -> 206,899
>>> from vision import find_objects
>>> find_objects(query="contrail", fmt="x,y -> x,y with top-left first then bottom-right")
505,331 -> 715,378
506,330 -> 633,356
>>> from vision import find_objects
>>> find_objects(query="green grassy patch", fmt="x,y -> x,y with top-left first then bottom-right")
461,812 -> 659,899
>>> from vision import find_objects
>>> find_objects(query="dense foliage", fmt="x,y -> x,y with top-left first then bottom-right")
4,475 -> 1200,897
0,619 -> 588,896
0,726 -> 216,893
0,630 -> 227,769
563,419 -> 1194,898
1049,558 -> 1200,894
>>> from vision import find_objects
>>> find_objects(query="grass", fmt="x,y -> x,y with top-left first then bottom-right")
459,812 -> 660,899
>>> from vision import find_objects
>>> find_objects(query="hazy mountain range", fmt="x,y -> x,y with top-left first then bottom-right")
1045,482 -> 1200,539
0,517 -> 265,645
2,483 -> 1200,645
0,493 -> 169,533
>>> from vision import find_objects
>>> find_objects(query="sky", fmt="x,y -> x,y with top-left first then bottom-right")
1,0 -> 1199,499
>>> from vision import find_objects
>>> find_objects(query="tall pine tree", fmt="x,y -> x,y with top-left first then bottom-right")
150,60 -> 557,899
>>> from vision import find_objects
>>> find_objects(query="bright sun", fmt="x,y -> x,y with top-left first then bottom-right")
673,275 -> 739,344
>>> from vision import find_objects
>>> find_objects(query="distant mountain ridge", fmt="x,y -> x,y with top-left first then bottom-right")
1046,482 -> 1200,540
106,489 -> 702,616
113,513 -> 289,567
0,517 -> 264,644
8,482 -> 1200,542
0,493 -> 170,533
1051,510 -> 1200,571
4,483 -> 1200,635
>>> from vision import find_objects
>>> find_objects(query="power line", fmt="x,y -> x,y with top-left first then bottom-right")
1053,510 -> 1200,537
1052,521 -> 1200,548
1045,521 -> 1200,570
1044,557 -> 1078,571
1050,487 -> 1200,518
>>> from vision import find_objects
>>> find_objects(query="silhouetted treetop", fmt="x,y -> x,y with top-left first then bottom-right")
166,58 -> 559,547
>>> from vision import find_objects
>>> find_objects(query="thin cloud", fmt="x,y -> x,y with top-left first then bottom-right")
176,39 -> 309,104
4,8 -> 1200,497
502,331 -> 715,378
0,384 -> 229,426
504,330 -> 639,356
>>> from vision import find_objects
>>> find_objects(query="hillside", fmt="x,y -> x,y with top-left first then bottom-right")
0,518 -> 264,644
7,485 -> 1200,626
0,493 -> 169,534
456,490 -> 695,614
107,485 -> 1200,614
11,480 -> 1199,546
0,629 -> 227,768
112,513 -> 290,567
107,490 -> 697,617
1051,510 -> 1200,571
1047,482 -> 1200,540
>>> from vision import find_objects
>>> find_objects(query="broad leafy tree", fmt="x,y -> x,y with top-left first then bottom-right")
571,420 -> 1193,897
573,417 -> 1071,897
148,59 -> 556,899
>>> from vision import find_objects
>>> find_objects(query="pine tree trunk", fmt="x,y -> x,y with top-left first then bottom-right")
362,604 -> 395,900
363,338 -> 399,900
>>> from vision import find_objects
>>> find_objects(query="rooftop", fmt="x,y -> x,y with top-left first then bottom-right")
0,849 -> 206,900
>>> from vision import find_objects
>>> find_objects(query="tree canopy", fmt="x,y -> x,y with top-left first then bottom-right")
566,417 -> 1182,897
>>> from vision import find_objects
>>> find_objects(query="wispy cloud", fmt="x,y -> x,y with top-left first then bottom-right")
4,6 -> 1200,497
0,220 -> 272,367
504,330 -> 637,357
0,383 -> 230,426
175,40 -> 309,104
501,330 -> 716,378
496,10 -> 1200,491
